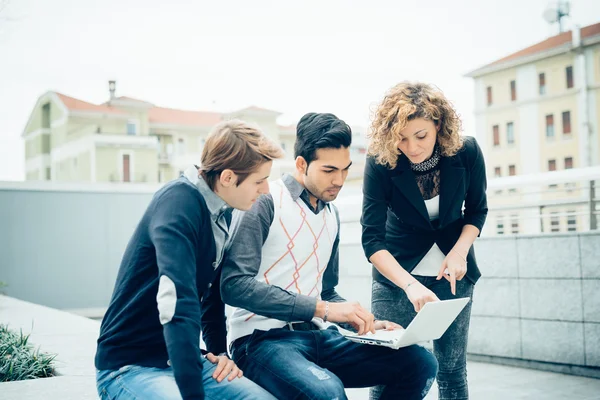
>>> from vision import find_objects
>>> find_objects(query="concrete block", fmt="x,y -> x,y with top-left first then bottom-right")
580,234 -> 600,278
519,279 -> 583,321
584,323 -> 600,367
472,278 -> 520,318
521,319 -> 585,365
582,280 -> 600,323
517,236 -> 580,278
0,376 -> 98,400
468,316 -> 521,358
475,238 -> 518,278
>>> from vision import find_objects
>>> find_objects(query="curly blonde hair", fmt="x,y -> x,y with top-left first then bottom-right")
368,82 -> 464,168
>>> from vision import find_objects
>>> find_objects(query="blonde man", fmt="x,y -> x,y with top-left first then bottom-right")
95,120 -> 282,400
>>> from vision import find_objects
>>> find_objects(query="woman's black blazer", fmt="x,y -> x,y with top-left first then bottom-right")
361,136 -> 488,285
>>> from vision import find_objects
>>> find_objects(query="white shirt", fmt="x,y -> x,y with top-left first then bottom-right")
411,195 -> 446,276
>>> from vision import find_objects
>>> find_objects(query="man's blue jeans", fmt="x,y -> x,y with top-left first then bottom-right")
96,356 -> 276,400
231,326 -> 438,400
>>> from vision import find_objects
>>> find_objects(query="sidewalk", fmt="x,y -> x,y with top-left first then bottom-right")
1,295 -> 599,399
348,361 -> 600,399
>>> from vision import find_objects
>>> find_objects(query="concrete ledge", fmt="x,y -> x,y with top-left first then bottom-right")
0,295 -> 99,400
468,354 -> 600,380
1,376 -> 97,400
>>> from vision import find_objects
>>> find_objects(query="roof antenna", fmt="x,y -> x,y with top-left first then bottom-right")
543,1 -> 570,34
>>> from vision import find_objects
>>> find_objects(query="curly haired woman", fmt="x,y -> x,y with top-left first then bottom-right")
361,82 -> 488,400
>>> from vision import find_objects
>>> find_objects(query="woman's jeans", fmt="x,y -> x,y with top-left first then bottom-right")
370,276 -> 474,400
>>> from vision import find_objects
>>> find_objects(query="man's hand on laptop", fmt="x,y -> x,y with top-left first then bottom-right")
373,320 -> 403,331
316,301 -> 376,335
403,281 -> 440,312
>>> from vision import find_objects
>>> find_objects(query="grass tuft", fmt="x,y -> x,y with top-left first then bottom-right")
0,324 -> 56,382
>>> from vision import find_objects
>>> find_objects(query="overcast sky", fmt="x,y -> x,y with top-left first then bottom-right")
1,0 -> 599,181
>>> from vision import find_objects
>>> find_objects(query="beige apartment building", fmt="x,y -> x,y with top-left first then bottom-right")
466,22 -> 600,235
22,82 -> 367,185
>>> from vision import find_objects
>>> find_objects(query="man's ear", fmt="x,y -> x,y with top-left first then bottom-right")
295,156 -> 308,175
219,169 -> 237,188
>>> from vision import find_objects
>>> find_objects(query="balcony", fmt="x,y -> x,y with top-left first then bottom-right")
158,152 -> 173,164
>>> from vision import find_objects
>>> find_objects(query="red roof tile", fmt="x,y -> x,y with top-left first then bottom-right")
476,22 -> 600,71
54,93 -> 282,127
234,105 -> 281,114
148,107 -> 222,126
56,93 -> 125,114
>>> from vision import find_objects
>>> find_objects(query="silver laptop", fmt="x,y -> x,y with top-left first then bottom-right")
334,297 -> 470,350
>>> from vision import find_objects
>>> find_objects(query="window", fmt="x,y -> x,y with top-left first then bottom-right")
564,156 -> 575,192
566,66 -> 574,89
546,114 -> 555,138
510,80 -> 516,101
550,212 -> 560,232
510,214 -> 519,234
41,134 -> 51,154
486,86 -> 493,106
177,138 -> 186,156
496,216 -> 504,235
539,73 -> 546,95
548,159 -> 557,189
508,165 -> 517,193
506,122 -> 514,144
493,125 -> 500,146
127,120 -> 137,135
122,154 -> 131,182
42,103 -> 51,129
565,157 -> 573,169
562,111 -> 571,135
567,211 -> 577,232
494,167 -> 502,194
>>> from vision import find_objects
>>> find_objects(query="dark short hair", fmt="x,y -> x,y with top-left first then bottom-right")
294,113 -> 352,165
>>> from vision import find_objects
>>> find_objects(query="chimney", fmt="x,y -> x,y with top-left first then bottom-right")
108,80 -> 116,100
572,25 -> 581,48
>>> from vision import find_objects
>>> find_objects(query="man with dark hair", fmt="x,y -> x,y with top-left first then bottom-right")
221,113 -> 438,400
95,120 -> 281,400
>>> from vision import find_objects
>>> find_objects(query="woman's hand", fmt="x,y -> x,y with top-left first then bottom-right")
437,249 -> 467,295
404,281 -> 440,312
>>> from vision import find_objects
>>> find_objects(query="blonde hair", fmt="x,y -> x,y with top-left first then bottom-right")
200,119 -> 284,189
368,82 -> 464,169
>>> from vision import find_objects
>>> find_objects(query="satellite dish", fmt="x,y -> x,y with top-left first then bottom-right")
558,2 -> 570,15
543,8 -> 558,23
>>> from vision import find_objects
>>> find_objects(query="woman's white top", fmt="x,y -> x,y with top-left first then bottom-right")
410,195 -> 446,277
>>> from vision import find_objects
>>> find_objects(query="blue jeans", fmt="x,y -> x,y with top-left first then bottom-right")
96,357 -> 276,400
371,277 -> 475,400
231,326 -> 438,400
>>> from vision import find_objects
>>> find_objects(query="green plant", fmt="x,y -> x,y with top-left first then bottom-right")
0,325 -> 56,382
